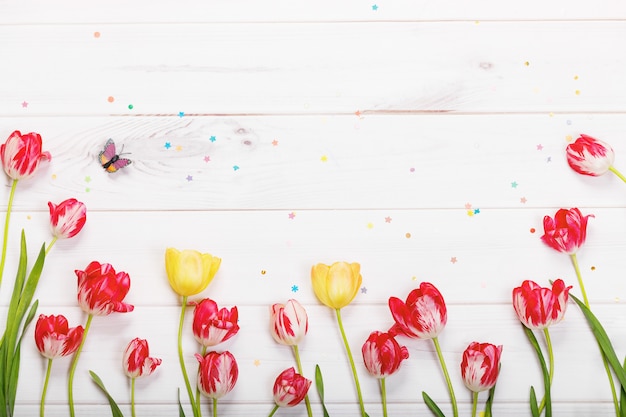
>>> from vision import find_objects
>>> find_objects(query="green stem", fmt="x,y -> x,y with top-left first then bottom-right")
292,345 -> 313,417
68,314 -> 93,417
267,404 -> 279,417
45,237 -> 57,256
570,253 -> 619,417
609,166 -> 626,184
178,296 -> 199,417
335,308 -> 366,417
471,391 -> 478,417
40,358 -> 53,417
432,336 -> 458,417
0,179 -> 18,289
212,397 -> 218,417
537,328 -> 554,414
380,378 -> 388,417
130,377 -> 136,417
196,345 -> 207,417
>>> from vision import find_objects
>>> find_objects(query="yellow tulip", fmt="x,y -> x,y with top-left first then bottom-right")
311,262 -> 362,309
165,248 -> 221,296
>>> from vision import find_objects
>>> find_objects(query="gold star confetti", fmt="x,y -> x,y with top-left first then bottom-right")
253,359 -> 261,367
51,174 -> 57,180
175,145 -> 183,151
367,222 -> 374,229
320,155 -> 328,162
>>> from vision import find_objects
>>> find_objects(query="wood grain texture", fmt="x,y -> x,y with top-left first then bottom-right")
1,1 -> 626,415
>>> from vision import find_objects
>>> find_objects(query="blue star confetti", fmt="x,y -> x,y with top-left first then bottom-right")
164,142 -> 171,149
209,136 -> 216,142
291,285 -> 299,293
178,111 -> 185,118
233,165 -> 240,171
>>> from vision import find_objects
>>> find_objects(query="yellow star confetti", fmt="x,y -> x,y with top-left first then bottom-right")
253,359 -> 261,367
320,155 -> 328,162
367,222 -> 374,229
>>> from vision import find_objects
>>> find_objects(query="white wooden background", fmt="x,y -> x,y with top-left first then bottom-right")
1,1 -> 626,416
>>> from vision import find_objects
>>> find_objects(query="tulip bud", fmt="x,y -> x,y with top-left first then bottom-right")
566,134 -> 615,176
123,337 -> 162,378
0,130 -> 51,180
461,342 -> 502,393
361,331 -> 409,379
195,351 -> 238,399
270,299 -> 308,346
48,198 -> 87,239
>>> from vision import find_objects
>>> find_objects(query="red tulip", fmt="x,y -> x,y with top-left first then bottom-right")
512,279 -> 572,330
461,342 -> 502,393
272,367 -> 312,408
566,134 -> 615,176
75,261 -> 134,316
361,331 -> 409,379
192,298 -> 240,347
0,130 -> 51,180
541,207 -> 593,255
270,299 -> 308,346
48,198 -> 87,239
388,282 -> 447,339
195,351 -> 238,399
34,314 -> 84,359
123,337 -> 162,378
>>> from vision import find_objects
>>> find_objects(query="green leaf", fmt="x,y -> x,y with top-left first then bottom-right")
422,391 -> 447,417
620,357 -> 626,417
570,293 -> 626,389
529,387 -> 539,417
89,371 -> 125,417
315,365 -> 331,417
178,389 -> 187,417
523,325 -> 551,417
14,243 -> 45,337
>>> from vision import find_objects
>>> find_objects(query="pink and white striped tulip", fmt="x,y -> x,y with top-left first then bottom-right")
123,337 -> 162,378
195,351 -> 238,399
48,198 -> 87,239
566,134 -> 615,176
388,282 -> 447,339
270,299 -> 308,346
461,342 -> 503,393
272,367 -> 312,408
512,279 -> 572,330
361,331 -> 409,379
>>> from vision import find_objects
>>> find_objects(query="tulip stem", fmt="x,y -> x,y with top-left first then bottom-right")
292,345 -> 313,417
267,404 -> 279,417
432,336 -> 458,417
471,391 -> 478,417
212,398 -> 218,417
40,358 -> 53,417
609,166 -> 626,184
68,314 -> 93,417
45,236 -> 57,256
0,179 -> 18,289
537,328 -> 554,414
335,308 -> 367,417
196,346 -> 207,417
178,296 -> 199,417
570,253 -> 620,417
380,377 -> 388,417
130,377 -> 136,417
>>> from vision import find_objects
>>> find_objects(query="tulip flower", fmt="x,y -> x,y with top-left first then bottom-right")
566,134 -> 626,183
311,262 -> 367,416
0,131 -> 51,289
0,130 -> 51,181
35,314 -> 84,417
513,279 -> 572,331
166,248 -> 222,417
196,351 -> 238,416
268,367 -> 312,416
193,298 -> 240,348
48,198 -> 87,242
361,331 -> 409,417
165,247 -> 221,297
389,282 -> 457,417
269,299 -> 312,416
513,279 -> 571,415
123,338 -> 162,417
540,207 -> 619,412
461,342 -> 502,417
68,261 -> 134,417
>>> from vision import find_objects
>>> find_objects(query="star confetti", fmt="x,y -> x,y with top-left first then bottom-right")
320,155 -> 328,162
178,111 -> 185,118
372,4 -> 378,10
209,136 -> 216,142
520,197 -> 527,204
384,216 -> 392,223
288,212 -> 296,219
21,101 -> 28,108
291,285 -> 299,293
450,257 -> 458,264
272,140 -> 279,146
203,155 -> 211,162
464,203 -> 472,210
360,287 -> 367,294
536,144 -> 543,151
175,145 -> 183,151
164,142 -> 172,149
474,209 -> 480,214
186,175 -> 193,181
233,165 -> 240,171
511,181 -> 518,188
254,359 -> 261,367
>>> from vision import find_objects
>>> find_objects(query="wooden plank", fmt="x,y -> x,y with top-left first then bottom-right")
0,208 -> 623,307
1,22 -> 625,115
7,304 -> 625,412
1,0 -> 625,23
1,115 -> 626,211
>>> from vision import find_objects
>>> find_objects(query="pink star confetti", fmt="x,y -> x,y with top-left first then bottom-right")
384,216 -> 392,223
520,197 -> 527,203
536,144 -> 544,151
464,202 -> 472,209
450,257 -> 458,264
272,140 -> 279,146
21,101 -> 28,108
288,212 -> 296,219
203,155 -> 211,162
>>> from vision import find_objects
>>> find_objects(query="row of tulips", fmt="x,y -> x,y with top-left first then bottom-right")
1,130 -> 625,417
